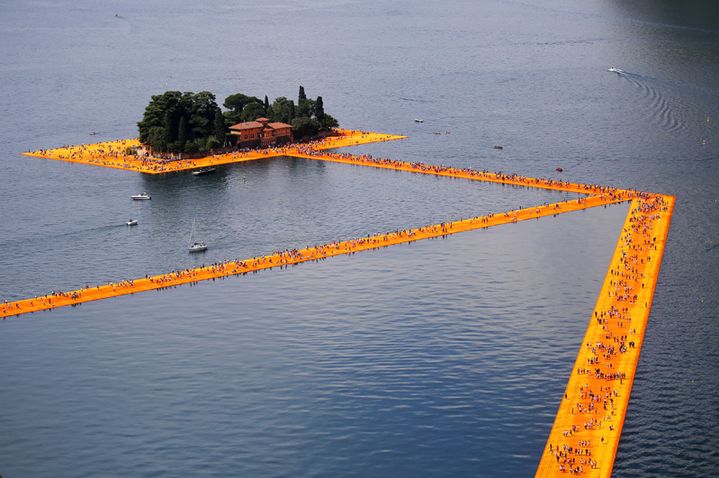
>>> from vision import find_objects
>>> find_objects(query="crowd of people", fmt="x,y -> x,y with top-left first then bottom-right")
19,129 -> 677,477
292,146 -> 636,198
1,188 -> 633,319
24,129 -> 399,174
543,194 -> 673,475
27,129 -> 638,206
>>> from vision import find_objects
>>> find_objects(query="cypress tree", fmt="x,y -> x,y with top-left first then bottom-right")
315,96 -> 325,122
164,109 -> 178,150
297,86 -> 309,118
213,109 -> 226,146
264,95 -> 270,113
177,116 -> 188,151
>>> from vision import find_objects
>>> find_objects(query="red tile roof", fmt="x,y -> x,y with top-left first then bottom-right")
268,122 -> 292,129
229,120 -> 293,132
229,121 -> 263,130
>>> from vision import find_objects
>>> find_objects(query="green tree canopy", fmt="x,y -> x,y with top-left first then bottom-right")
213,109 -> 226,146
177,116 -> 188,151
137,91 -> 222,153
291,117 -> 321,139
223,93 -> 262,125
315,96 -> 325,122
297,85 -> 310,118
271,97 -> 295,123
241,102 -> 266,122
139,87 -> 340,152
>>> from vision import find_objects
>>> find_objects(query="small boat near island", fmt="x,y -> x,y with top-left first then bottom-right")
188,218 -> 208,253
189,241 -> 208,253
131,192 -> 151,200
608,67 -> 624,74
192,167 -> 216,176
126,219 -> 138,226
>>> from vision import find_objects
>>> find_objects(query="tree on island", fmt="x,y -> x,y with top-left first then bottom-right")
223,93 -> 263,124
297,85 -> 310,118
220,86 -> 338,140
272,97 -> 295,123
213,109 -> 226,146
138,91 -> 225,154
138,86 -> 339,153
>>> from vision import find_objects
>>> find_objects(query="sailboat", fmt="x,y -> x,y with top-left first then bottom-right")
188,218 -> 208,253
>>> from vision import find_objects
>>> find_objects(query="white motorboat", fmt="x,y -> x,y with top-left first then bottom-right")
188,218 -> 208,253
126,219 -> 138,226
192,167 -> 216,176
414,118 -> 424,123
608,67 -> 624,74
131,192 -> 151,200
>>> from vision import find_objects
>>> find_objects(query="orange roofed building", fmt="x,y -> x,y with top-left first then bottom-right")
228,117 -> 293,148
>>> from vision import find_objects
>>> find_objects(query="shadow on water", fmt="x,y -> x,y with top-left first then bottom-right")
608,0 -> 719,32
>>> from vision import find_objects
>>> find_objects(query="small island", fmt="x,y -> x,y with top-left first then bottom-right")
22,89 -> 405,174
137,86 -> 339,156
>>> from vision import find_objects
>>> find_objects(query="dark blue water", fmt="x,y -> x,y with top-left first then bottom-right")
1,0 -> 718,476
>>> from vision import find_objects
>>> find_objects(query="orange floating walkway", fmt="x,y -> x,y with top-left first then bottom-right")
535,194 -> 675,477
21,130 -> 406,174
288,150 -> 623,195
0,193 -> 626,319
14,130 -> 677,477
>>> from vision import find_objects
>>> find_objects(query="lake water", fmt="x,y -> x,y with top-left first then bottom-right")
1,0 -> 718,476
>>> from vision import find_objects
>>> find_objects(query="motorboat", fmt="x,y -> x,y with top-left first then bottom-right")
414,118 -> 424,123
126,219 -> 138,226
188,218 -> 208,253
493,145 -> 504,150
192,167 -> 216,176
131,192 -> 151,200
555,167 -> 564,172
608,67 -> 624,74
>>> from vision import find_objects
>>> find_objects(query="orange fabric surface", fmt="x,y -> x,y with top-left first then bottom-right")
13,133 -> 677,478
0,193 -> 625,319
535,194 -> 675,477
22,130 -> 406,174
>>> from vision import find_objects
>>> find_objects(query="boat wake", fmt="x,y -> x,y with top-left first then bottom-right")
619,72 -> 689,134
615,71 -> 719,138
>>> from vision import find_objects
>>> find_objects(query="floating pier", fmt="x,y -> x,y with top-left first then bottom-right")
288,150 -> 620,195
22,130 -> 406,174
0,193 -> 626,319
535,194 -> 675,477
12,131 -> 676,477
